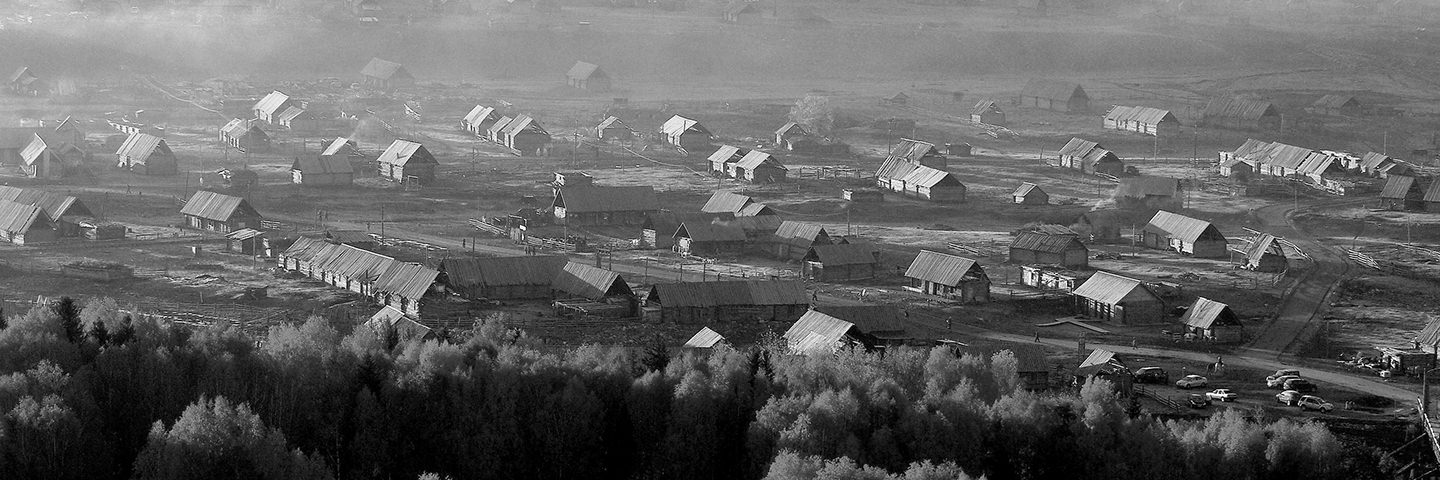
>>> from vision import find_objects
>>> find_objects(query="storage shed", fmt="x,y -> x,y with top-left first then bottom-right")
732,150 -> 788,183
1142,210 -> 1228,258
596,116 -> 635,141
361,58 -> 414,90
501,114 -> 552,156
775,122 -> 809,146
462,105 -> 498,136
1102,105 -> 1179,137
566,61 -> 611,91
645,280 -> 809,324
220,118 -> 269,152
437,255 -> 569,300
180,190 -> 262,234
1379,175 -> 1423,211
971,99 -> 1006,125
802,242 -> 880,282
660,115 -> 713,152
1021,265 -> 1091,292
0,200 -> 56,245
114,133 -> 178,175
1179,297 -> 1243,341
291,155 -> 355,186
1237,233 -> 1287,272
552,186 -> 658,225
1008,233 -> 1088,268
771,220 -> 832,260
707,145 -> 748,175
1113,176 -> 1183,211
376,140 -> 437,185
20,134 -> 84,179
682,327 -> 728,349
1012,182 -> 1048,205
1309,94 -> 1361,117
226,228 -> 267,256
1019,80 -> 1089,113
551,262 -> 634,302
1200,97 -> 1281,130
0,186 -> 91,237
674,222 -> 747,256
1071,271 -> 1165,325
1056,137 -> 1124,176
904,250 -> 990,302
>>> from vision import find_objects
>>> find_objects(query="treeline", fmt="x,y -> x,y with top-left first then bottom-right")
0,297 -> 1369,480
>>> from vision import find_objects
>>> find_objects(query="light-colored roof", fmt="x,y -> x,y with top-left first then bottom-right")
1180,297 -> 1238,330
1104,105 -> 1178,126
1057,137 -> 1101,158
464,105 -> 495,125
775,121 -> 807,137
486,116 -> 514,137
554,186 -> 657,213
1380,175 -> 1417,199
1416,318 -> 1440,347
292,155 -> 355,175
502,114 -> 548,137
875,156 -> 919,181
366,306 -> 434,341
276,106 -> 307,123
774,220 -> 827,243
805,242 -> 878,266
703,191 -> 753,214
597,115 -> 631,132
226,228 -> 264,240
1072,271 -> 1152,305
1360,152 -> 1393,171
736,150 -> 786,171
1231,139 -> 1272,159
220,118 -> 251,137
783,309 -> 856,354
886,138 -> 942,164
1424,179 -> 1440,203
566,61 -> 603,80
361,58 -> 408,80
115,133 -> 168,166
707,145 -> 747,165
904,250 -> 984,286
0,199 -> 48,233
682,327 -> 726,348
648,280 -> 807,307
1243,233 -> 1284,262
1013,182 -> 1042,197
0,186 -> 88,219
899,164 -> 960,188
321,137 -> 358,156
1078,348 -> 1123,371
19,134 -> 47,166
440,255 -> 568,289
181,190 -> 258,222
252,91 -> 290,116
1021,79 -> 1087,102
1144,210 -> 1219,244
660,115 -> 708,136
811,305 -> 907,337
377,140 -> 436,167
551,262 -> 631,300
1010,232 -> 1086,254
737,202 -> 773,216
972,99 -> 1001,116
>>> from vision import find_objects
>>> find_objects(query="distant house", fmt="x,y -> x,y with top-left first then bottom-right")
971,99 -> 1006,126
1071,271 -> 1165,325
1425,180 -> 1440,214
278,237 -> 441,319
114,133 -> 178,175
322,137 -> 362,158
1378,175 -> 1423,211
707,145 -> 748,175
0,127 -> 45,165
551,186 -> 658,225
802,242 -> 880,282
596,116 -> 635,141
551,262 -> 634,304
20,134 -> 85,179
462,106 -> 498,136
1008,233 -> 1088,268
904,250 -> 990,303
0,200 -> 56,245
1113,176 -> 1183,211
8,67 -> 43,96
731,150 -> 788,183
1200,97 -> 1281,130
180,190 -> 262,234
1056,138 -> 1125,177
641,212 -> 685,250
1357,152 -> 1411,179
674,222 -> 746,256
886,138 -> 947,169
1012,182 -> 1047,205
438,255 -> 569,300
501,114 -> 552,156
486,116 -> 514,144
0,186 -> 92,237
874,157 -> 965,203
1180,297 -> 1243,341
276,106 -> 337,133
722,0 -> 760,22
702,191 -> 775,218
1217,138 -> 1270,180
50,116 -> 85,146
646,280 -> 809,324
219,119 -> 269,152
682,327 -> 728,349
361,58 -> 414,90
291,155 -> 355,186
1309,94 -> 1361,117
1102,106 -> 1179,137
366,306 -> 436,343
771,220 -> 832,260
1073,209 -> 1138,243
1142,210 -> 1228,258
252,91 -> 297,125
1237,233 -> 1287,272
660,115 -> 713,152
376,140 -> 437,185
775,122 -> 809,146
1021,265 -> 1091,292
1019,80 -> 1089,113
566,61 -> 611,91
783,310 -> 870,356
225,228 -> 267,256
813,305 -> 916,348
718,215 -> 783,242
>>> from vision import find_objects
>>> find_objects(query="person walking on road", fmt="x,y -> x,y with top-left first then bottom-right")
1034,331 -> 1040,343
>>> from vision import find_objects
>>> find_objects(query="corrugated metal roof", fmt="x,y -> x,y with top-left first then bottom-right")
321,137 -> 359,156
115,133 -> 168,167
292,155 -> 355,175
904,250 -> 984,286
1180,297 -> 1237,330
1380,175 -> 1416,199
253,91 -> 290,116
661,115 -> 707,136
736,150 -> 785,170
1021,80 -> 1086,103
682,327 -> 726,348
1013,182 -> 1040,197
439,255 -> 568,289
567,61 -> 601,80
783,309 -> 855,353
181,190 -> 257,222
552,262 -> 631,300
649,280 -> 807,307
1057,137 -> 1100,158
1103,105 -> 1177,126
677,222 -> 746,242
377,140 -> 435,167
775,121 -> 806,137
361,58 -> 406,80
555,186 -> 656,213
1114,176 -> 1180,198
805,242 -> 878,266
775,220 -> 827,243
1010,232 -> 1085,254
707,145 -> 748,165
887,138 -> 941,164
1202,97 -> 1278,121
0,199 -> 47,233
1072,271 -> 1150,305
1144,210 -> 1218,244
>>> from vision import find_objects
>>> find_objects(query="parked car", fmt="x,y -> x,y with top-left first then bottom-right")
1297,395 -> 1334,413
1266,375 -> 1301,388
1275,390 -> 1302,405
1188,394 -> 1211,409
1267,369 -> 1301,382
1134,367 -> 1169,384
1176,375 -> 1208,389
1283,378 -> 1317,393
1205,389 -> 1238,402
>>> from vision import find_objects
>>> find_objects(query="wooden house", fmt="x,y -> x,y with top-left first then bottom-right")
501,114 -> 552,156
1072,209 -> 1139,244
660,115 -> 713,152
19,134 -> 85,179
0,200 -> 56,245
701,191 -> 774,218
783,310 -> 874,356
971,99 -> 1006,125
278,237 -> 441,319
1071,271 -> 1165,325
1237,233 -> 1287,272
674,222 -> 746,256
811,305 -> 916,348
802,242 -> 880,282
707,145 -> 748,175
771,220 -> 832,260
1056,138 -> 1125,176
276,106 -> 337,133
551,262 -> 633,301
1142,210 -> 1228,258
596,116 -> 634,141
225,228 -> 267,256
361,58 -> 414,90
252,91 -> 297,125
1200,97 -> 1281,130
1021,265 -> 1091,292
566,61 -> 611,91
1179,297 -> 1243,341
0,186 -> 92,237
462,106 -> 498,136
718,215 -> 783,242
1309,94 -> 1361,117
49,117 -> 85,146
180,190 -> 262,234
291,155 -> 355,186
0,127 -> 45,165
551,186 -> 658,225
376,140 -> 437,185
1113,176 -> 1183,211
645,280 -> 809,324
1012,182 -> 1047,205
886,138 -> 947,169
219,118 -> 269,152
774,122 -> 809,146
1358,152 -> 1411,178
732,150 -> 788,183
114,133 -> 178,175
365,306 -> 435,343
641,211 -> 710,250
437,255 -> 568,300
682,327 -> 728,349
1008,233 -> 1088,268
1102,105 -> 1179,137
486,116 -> 513,144
874,155 -> 965,203
8,67 -> 43,96
904,250 -> 990,303
1019,80 -> 1089,113
1379,175 -> 1424,211
1425,180 -> 1440,213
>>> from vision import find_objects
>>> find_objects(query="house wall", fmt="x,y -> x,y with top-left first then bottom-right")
746,165 -> 787,183
1075,296 -> 1163,325
1092,158 -> 1126,176
556,209 -> 651,226
676,132 -> 712,152
1015,191 -> 1048,205
917,185 -> 965,203
511,132 -> 550,157
914,278 -> 991,303
805,262 -> 875,282
660,304 -> 808,324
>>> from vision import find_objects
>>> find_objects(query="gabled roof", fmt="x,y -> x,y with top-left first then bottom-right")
276,106 -> 308,123
487,116 -> 515,137
904,250 -> 984,286
1010,232 -> 1086,254
707,145 -> 748,165
887,138 -> 942,164
972,99 -> 1001,116
377,140 -> 436,166
1180,297 -> 1239,330
1202,97 -> 1279,121
322,137 -> 359,156
1231,139 -> 1272,159
181,190 -> 259,222
9,66 -> 34,84
0,186 -> 90,219
1380,175 -> 1417,199
366,306 -> 434,341
115,133 -> 168,165
735,150 -> 786,171
20,134 -> 47,166
774,220 -> 827,243
1020,80 -> 1087,102
1115,176 -> 1180,198
804,242 -> 878,266
220,118 -> 250,137
719,215 -> 784,236
554,186 -> 657,213
737,202 -> 774,216
1360,152 -> 1393,171
292,155 -> 355,175
464,105 -> 496,125
703,191 -> 753,214
1424,179 -> 1440,203
502,114 -> 547,136
1104,105 -> 1178,126
253,91 -> 290,116
683,327 -> 727,348
1243,233 -> 1284,261
566,61 -> 603,80
439,255 -> 569,289
899,164 -> 960,188
875,156 -> 920,180
649,280 -> 808,307
226,228 -> 264,240
373,261 -> 440,301
361,58 -> 409,80
1072,271 -> 1153,305
775,121 -> 807,137
1144,210 -> 1219,244
676,222 -> 746,242
660,115 -> 708,136
1013,182 -> 1042,197
1057,137 -> 1101,158
551,262 -> 632,300
1312,94 -> 1358,109
597,115 -> 631,132
1078,348 -> 1126,373
0,200 -> 49,233
784,309 -> 856,355
811,305 -> 907,338
1416,318 -> 1440,348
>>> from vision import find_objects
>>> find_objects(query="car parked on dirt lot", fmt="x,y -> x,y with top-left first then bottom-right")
1205,389 -> 1238,402
1176,375 -> 1208,389
1188,394 -> 1211,409
1267,369 -> 1301,382
1275,390 -> 1301,405
1297,395 -> 1334,413
1283,378 -> 1317,393
1134,367 -> 1169,384
1266,375 -> 1301,388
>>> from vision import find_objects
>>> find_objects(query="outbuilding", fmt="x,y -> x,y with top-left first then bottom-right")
660,115 -> 713,152
376,140 -> 437,185
1019,80 -> 1089,113
1071,271 -> 1165,325
252,91 -> 296,125
220,118 -> 270,152
501,114 -> 552,156
20,134 -> 85,179
596,116 -> 635,141
1200,97 -> 1281,130
1379,175 -> 1424,211
674,222 -> 747,256
566,61 -> 611,91
1056,137 -> 1124,176
707,145 -> 748,175
645,280 -> 809,324
774,122 -> 809,146
551,262 -> 634,303
1020,265 -> 1091,292
1142,210 -> 1228,258
0,200 -> 56,245
802,242 -> 880,282
1179,297 -> 1243,341
682,327 -> 728,349
0,186 -> 92,237
291,155 -> 355,186
971,99 -> 1006,125
361,58 -> 414,90
1309,94 -> 1361,117
462,106 -> 498,136
732,150 -> 788,183
1113,176 -> 1183,211
1102,105 -> 1179,137
1012,182 -> 1048,205
1237,233 -> 1287,272
226,228 -> 267,256
771,221 -> 832,260
438,255 -> 569,300
1008,233 -> 1088,268
552,186 -> 658,225
180,190 -> 262,234
904,250 -> 990,303
114,133 -> 178,175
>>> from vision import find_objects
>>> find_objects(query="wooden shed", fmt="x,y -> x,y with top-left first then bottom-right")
1021,265 -> 1091,292
1237,233 -> 1287,272
1072,209 -> 1137,244
462,105 -> 499,136
226,228 -> 267,256
361,58 -> 414,90
732,150 -> 788,183
596,116 -> 635,141
707,145 -> 748,175
971,99 -> 1006,126
1179,297 -> 1243,341
1142,210 -> 1228,258
1102,105 -> 1180,137
219,118 -> 270,152
802,242 -> 880,282
645,280 -> 809,324
660,115 -> 713,152
1379,175 -> 1424,211
114,133 -> 178,175
771,221 -> 832,260
19,133 -> 85,179
0,200 -> 56,245
551,186 -> 658,226
1008,233 -> 1088,268
1113,176 -> 1183,211
904,250 -> 990,303
1012,182 -> 1048,205
774,122 -> 809,146
1071,271 -> 1165,325
501,114 -> 552,156
702,191 -> 775,218
682,327 -> 728,349
1019,80 -> 1089,113
566,61 -> 611,91
1056,137 -> 1125,176
0,186 -> 92,237
1309,94 -> 1361,117
1200,97 -> 1280,130
437,255 -> 569,300
674,222 -> 747,256
180,190 -> 262,234
251,91 -> 296,125
376,140 -> 437,185
291,155 -> 355,186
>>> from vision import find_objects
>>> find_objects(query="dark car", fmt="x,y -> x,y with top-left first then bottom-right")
1187,394 -> 1211,409
1134,367 -> 1169,384
1283,378 -> 1317,393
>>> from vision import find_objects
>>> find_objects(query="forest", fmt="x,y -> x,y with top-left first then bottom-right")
0,297 -> 1376,480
